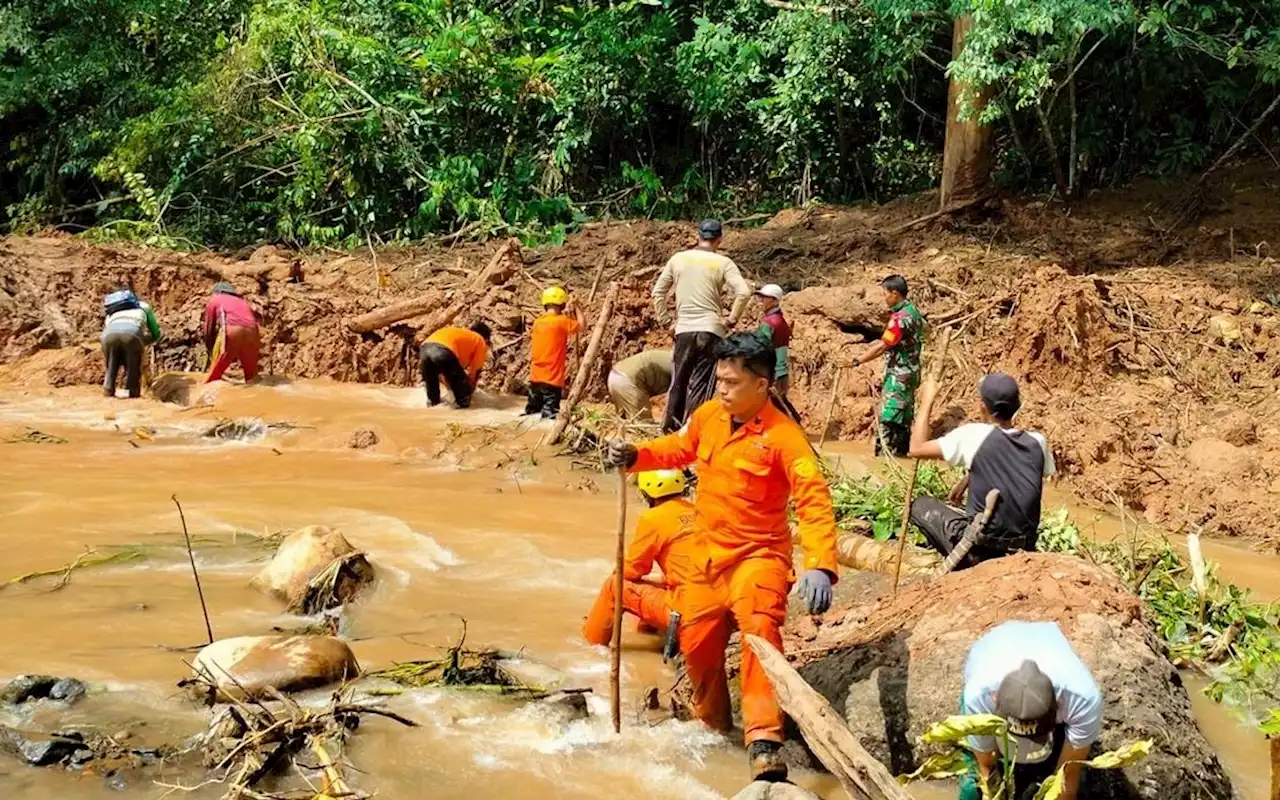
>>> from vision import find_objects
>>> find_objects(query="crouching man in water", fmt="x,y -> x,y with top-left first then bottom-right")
582,469 -> 698,645
960,621 -> 1103,800
203,282 -> 261,383
607,333 -> 838,781
906,372 -> 1055,566
101,288 -> 162,398
419,322 -> 491,408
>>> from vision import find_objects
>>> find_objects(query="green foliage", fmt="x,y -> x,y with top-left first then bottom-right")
3,0 -> 1278,244
828,462 -> 959,542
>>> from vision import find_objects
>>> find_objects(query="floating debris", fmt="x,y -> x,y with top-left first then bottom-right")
2,427 -> 68,445
202,418 -> 314,441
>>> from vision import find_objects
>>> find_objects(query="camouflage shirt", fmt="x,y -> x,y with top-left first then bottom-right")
879,299 -> 925,424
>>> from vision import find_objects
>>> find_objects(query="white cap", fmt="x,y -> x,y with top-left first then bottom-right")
755,283 -> 784,300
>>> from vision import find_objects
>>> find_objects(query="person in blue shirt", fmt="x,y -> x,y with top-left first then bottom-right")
959,620 -> 1103,800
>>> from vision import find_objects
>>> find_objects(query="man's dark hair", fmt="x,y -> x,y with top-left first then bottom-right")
470,321 -> 492,342
881,274 -> 909,297
714,332 -> 776,381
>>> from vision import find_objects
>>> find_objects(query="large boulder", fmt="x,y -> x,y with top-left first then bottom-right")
188,635 -> 360,701
783,286 -> 884,333
1185,437 -> 1256,476
786,553 -> 1231,799
251,526 -> 375,613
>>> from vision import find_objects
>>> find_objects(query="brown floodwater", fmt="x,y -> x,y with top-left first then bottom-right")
0,378 -> 1269,798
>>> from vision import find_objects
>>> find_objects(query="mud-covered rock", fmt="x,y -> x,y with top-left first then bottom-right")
1215,410 -> 1258,447
251,525 -> 375,612
783,286 -> 883,332
347,429 -> 379,449
187,635 -> 360,701
786,553 -> 1230,800
1185,437 -> 1256,476
732,782 -> 821,800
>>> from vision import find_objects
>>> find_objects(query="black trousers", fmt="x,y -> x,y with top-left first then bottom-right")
525,382 -> 563,419
102,330 -> 144,399
662,331 -> 722,433
419,343 -> 473,408
909,496 -> 1012,570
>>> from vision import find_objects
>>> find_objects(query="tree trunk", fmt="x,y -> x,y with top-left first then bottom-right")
939,16 -> 995,210
744,634 -> 912,800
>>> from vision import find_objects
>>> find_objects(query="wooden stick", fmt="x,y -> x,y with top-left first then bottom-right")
610,468 -> 627,735
817,367 -> 844,449
172,495 -> 215,645
548,282 -> 620,445
1269,734 -> 1279,800
892,328 -> 953,596
744,635 -> 912,800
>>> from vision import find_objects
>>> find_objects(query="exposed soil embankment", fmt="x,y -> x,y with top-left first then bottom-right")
2,167 -> 1279,546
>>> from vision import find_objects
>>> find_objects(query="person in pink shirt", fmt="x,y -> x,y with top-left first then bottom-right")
203,282 -> 261,383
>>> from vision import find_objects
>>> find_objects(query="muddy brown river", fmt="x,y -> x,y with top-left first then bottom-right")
0,378 -> 1270,798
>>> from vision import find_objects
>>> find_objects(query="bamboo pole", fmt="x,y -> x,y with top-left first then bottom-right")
548,281 -> 620,445
744,635 -> 911,800
610,468 -> 627,735
817,367 -> 844,449
892,328 -> 953,596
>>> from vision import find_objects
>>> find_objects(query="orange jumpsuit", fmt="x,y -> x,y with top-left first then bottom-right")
582,497 -> 699,645
631,399 -> 838,744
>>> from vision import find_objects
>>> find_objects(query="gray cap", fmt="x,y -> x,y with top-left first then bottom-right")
698,219 -> 723,240
213,282 -> 238,296
996,660 -> 1057,744
979,372 -> 1021,419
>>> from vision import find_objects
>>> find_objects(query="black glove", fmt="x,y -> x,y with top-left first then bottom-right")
798,569 -> 834,615
605,439 -> 638,469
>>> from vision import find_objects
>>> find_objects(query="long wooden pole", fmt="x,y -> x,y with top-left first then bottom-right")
172,495 -> 214,645
892,328 -> 953,596
548,281 -> 620,445
610,468 -> 627,735
817,367 -> 844,449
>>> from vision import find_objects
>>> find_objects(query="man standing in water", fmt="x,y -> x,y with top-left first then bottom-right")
203,282 -> 261,383
101,287 -> 162,398
607,333 -> 838,781
652,219 -> 751,432
850,275 -> 924,457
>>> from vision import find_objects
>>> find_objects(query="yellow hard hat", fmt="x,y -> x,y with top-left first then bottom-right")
637,469 -> 686,500
541,286 -> 568,306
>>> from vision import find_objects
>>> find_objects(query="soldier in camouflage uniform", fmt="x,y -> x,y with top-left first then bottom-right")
852,275 -> 925,456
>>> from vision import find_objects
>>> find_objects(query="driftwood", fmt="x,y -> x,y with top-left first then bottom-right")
744,635 -> 911,800
345,239 -> 521,333
548,282 -> 620,445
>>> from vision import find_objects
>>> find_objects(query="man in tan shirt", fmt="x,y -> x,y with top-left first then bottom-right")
652,219 -> 751,432
608,349 -> 673,419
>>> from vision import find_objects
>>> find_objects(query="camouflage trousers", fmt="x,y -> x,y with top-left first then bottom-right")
879,370 -> 919,425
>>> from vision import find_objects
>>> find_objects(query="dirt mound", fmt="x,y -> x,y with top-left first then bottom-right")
785,553 -> 1230,799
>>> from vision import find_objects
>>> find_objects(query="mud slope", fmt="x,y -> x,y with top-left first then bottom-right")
1,166 -> 1278,546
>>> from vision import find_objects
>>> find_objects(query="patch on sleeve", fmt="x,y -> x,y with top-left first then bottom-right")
792,456 -> 820,480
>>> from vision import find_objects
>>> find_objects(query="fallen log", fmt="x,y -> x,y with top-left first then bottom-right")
345,239 -> 521,333
744,634 -> 911,800
548,281 -> 619,445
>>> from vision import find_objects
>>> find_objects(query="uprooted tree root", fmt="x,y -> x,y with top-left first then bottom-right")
187,686 -> 417,800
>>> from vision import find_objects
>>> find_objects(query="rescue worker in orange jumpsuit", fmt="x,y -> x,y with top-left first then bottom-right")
582,469 -> 698,646
606,332 -> 839,781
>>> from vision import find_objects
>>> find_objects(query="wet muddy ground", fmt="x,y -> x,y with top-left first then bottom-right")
0,377 -> 1273,798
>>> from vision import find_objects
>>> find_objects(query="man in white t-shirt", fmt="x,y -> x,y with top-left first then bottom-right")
907,372 -> 1055,566
958,621 -> 1103,800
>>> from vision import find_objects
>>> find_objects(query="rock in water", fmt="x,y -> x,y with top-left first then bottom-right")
0,675 -> 58,704
732,783 -> 821,800
250,526 -> 375,613
347,429 -> 380,449
188,635 -> 360,701
785,553 -> 1230,799
48,678 -> 86,703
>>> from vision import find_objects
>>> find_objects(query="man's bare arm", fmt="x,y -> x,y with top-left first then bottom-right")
908,377 -> 945,460
1055,743 -> 1091,800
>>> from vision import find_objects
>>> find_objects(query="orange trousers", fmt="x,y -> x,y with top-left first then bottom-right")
582,575 -> 670,646
678,557 -> 791,745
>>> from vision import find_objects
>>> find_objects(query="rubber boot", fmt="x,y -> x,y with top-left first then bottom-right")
748,740 -> 788,782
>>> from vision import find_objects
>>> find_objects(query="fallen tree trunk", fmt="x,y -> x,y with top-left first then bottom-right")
744,634 -> 911,800
548,281 -> 619,445
346,239 -> 521,333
